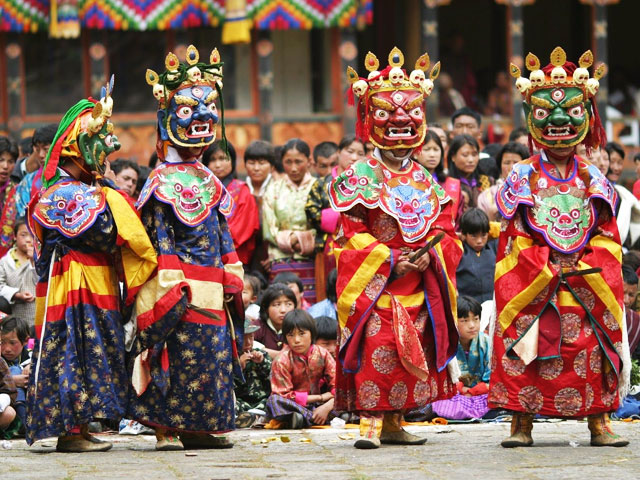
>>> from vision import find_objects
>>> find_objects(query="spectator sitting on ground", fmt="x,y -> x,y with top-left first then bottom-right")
314,315 -> 338,359
265,309 -> 335,429
254,283 -> 297,359
312,141 -> 338,178
0,353 -> 18,439
0,220 -> 36,326
308,269 -> 337,320
273,271 -> 310,310
456,208 -> 497,303
430,296 -> 491,420
0,316 -> 30,430
235,317 -> 272,428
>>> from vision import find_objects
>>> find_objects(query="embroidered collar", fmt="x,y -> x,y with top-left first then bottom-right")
137,161 -> 233,226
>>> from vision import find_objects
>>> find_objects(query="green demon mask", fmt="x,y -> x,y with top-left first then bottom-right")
523,87 -> 591,149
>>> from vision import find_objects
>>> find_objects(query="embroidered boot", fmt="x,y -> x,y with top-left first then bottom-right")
56,424 -> 112,452
354,414 -> 383,449
380,412 -> 427,445
588,413 -> 629,447
180,432 -> 234,449
501,412 -> 534,448
155,427 -> 184,451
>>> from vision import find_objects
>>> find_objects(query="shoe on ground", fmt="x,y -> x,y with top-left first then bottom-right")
590,433 -> 629,447
501,431 -> 533,448
380,429 -> 427,445
56,435 -> 112,453
354,436 -> 381,449
290,412 -> 305,429
155,434 -> 184,451
179,433 -> 234,449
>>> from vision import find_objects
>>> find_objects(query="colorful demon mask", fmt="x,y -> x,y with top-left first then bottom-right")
147,45 -> 224,150
347,47 -> 440,151
33,181 -> 106,238
42,77 -> 120,189
528,186 -> 595,253
511,47 -> 607,150
379,176 -> 438,242
154,163 -> 220,226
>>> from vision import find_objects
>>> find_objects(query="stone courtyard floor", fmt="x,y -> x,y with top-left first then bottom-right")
1,420 -> 639,480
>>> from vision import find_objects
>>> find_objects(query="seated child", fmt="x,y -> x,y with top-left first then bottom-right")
308,269 -> 337,320
0,340 -> 18,439
431,296 -> 491,419
0,221 -> 37,327
272,272 -> 311,310
243,273 -> 262,311
254,283 -> 297,359
0,317 -> 30,427
314,316 -> 337,358
456,209 -> 497,303
265,309 -> 336,428
235,317 -> 272,427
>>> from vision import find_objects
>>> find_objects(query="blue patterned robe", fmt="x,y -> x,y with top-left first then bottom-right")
129,160 -> 244,433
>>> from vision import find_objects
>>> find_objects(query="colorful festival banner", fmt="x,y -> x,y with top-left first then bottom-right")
0,0 -> 372,35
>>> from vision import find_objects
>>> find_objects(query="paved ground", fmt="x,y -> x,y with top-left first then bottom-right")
1,420 -> 639,480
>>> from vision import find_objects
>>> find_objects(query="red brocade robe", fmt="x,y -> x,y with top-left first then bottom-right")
489,154 -> 627,417
329,156 -> 462,412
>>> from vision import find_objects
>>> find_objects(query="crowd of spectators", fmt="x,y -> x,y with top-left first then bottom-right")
2,104 -> 640,439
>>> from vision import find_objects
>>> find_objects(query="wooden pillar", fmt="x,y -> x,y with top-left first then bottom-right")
591,2 -> 609,126
421,1 -> 447,121
508,4 -> 524,126
580,0 -> 620,126
87,32 -> 108,99
256,30 -> 274,142
338,28 -> 358,136
4,38 -> 24,140
497,0 -> 534,126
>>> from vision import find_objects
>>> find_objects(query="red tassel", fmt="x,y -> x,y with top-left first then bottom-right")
346,86 -> 355,107
589,97 -> 607,149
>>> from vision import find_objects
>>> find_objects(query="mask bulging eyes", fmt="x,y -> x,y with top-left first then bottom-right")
375,109 -> 389,120
177,106 -> 193,119
104,135 -> 113,147
533,108 -> 549,120
75,194 -> 84,202
568,105 -> 584,118
208,103 -> 217,114
570,209 -> 580,219
174,183 -> 183,193
57,200 -> 66,210
410,107 -> 423,117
